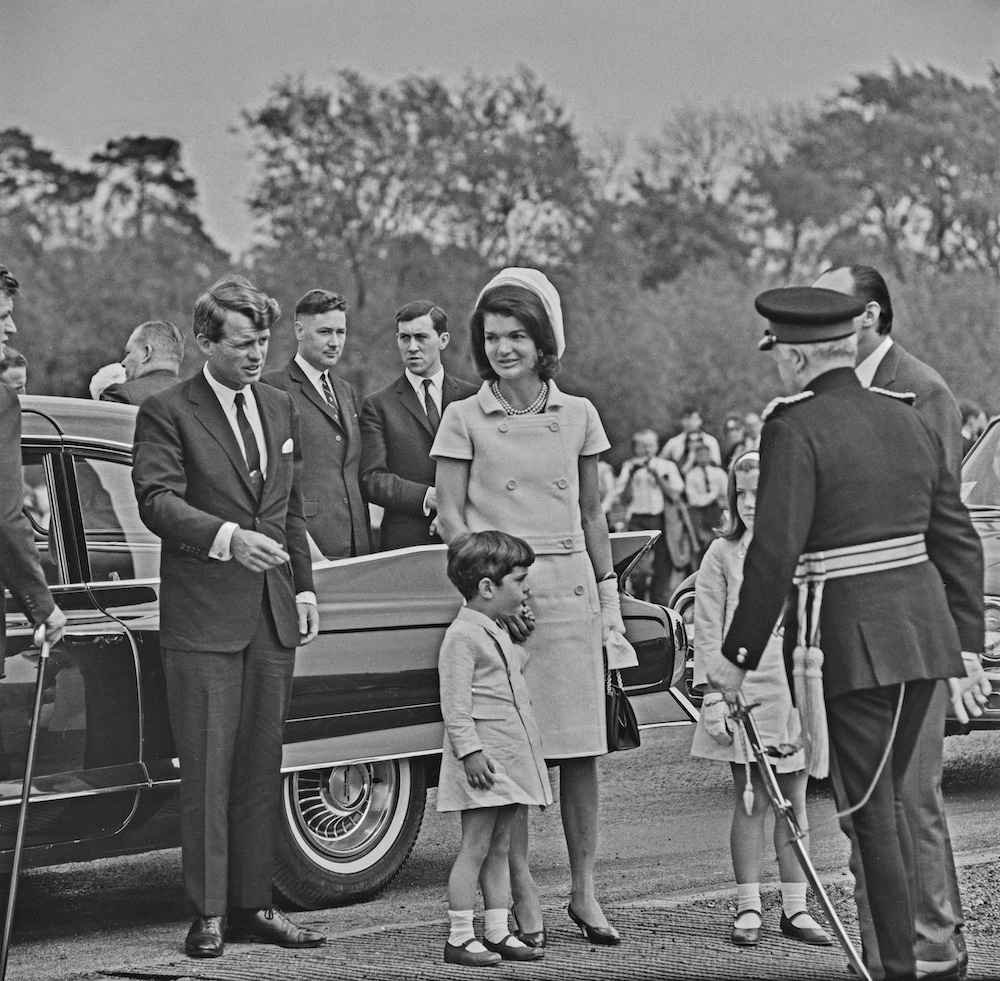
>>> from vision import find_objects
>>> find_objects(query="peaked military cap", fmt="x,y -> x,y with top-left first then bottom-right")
755,286 -> 866,351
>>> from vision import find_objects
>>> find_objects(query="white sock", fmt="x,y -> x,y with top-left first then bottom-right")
735,883 -> 761,927
448,909 -> 484,951
781,882 -> 821,928
484,908 -> 525,946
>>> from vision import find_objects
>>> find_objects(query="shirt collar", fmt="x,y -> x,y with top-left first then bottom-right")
294,353 -> 328,387
405,364 -> 444,396
476,378 -> 565,415
855,335 -> 893,388
456,605 -> 506,639
202,363 -> 248,408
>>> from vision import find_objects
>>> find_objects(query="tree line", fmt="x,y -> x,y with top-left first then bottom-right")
2,62 -> 999,461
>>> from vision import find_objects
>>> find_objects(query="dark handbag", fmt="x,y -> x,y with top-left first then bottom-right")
606,668 -> 641,752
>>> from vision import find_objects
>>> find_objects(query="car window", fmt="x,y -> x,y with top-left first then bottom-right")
961,423 -> 1000,508
21,448 -> 64,587
74,456 -> 160,582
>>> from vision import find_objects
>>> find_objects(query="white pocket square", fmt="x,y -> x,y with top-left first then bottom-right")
281,438 -> 293,453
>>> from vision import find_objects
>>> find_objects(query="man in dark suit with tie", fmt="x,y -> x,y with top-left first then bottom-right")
95,319 -> 184,405
360,301 -> 477,550
263,290 -> 370,559
710,287 -> 987,981
813,265 -> 968,979
132,275 -> 324,958
1,265 -> 66,658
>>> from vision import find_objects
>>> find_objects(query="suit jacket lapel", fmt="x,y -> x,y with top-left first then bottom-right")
396,376 -> 434,437
442,374 -> 466,410
331,374 -> 357,445
288,360 -> 343,430
190,372 -> 257,498
253,383 -> 282,505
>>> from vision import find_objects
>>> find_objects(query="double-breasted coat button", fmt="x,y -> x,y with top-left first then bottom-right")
563,538 -> 573,549
556,478 -> 568,489
549,421 -> 559,432
498,423 -> 509,433
574,585 -> 585,595
506,479 -> 517,490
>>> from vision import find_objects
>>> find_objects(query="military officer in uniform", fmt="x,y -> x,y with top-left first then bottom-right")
707,287 -> 988,981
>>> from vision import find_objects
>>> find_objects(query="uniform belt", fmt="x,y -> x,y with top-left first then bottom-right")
794,533 -> 927,583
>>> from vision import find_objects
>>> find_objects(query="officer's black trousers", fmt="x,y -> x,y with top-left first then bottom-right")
826,679 -> 937,981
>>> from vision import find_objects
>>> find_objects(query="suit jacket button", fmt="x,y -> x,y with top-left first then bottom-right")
254,518 -> 260,527
737,647 -> 748,665
343,496 -> 349,504
336,435 -> 341,441
506,480 -> 516,490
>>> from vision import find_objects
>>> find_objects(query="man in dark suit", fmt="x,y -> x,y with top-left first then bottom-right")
709,287 -> 987,981
1,265 -> 66,658
263,290 -> 370,559
133,275 -> 324,958
814,265 -> 968,978
96,319 -> 184,405
360,301 -> 477,550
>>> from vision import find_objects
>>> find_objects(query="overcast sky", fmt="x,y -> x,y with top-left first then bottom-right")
6,0 -> 999,253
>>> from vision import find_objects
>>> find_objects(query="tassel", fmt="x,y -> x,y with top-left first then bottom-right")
743,763 -> 755,816
803,645 -> 829,778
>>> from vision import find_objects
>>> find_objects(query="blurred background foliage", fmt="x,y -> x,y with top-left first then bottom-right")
2,62 -> 999,462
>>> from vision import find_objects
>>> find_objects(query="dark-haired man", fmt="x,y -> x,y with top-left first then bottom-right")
660,407 -> 721,474
263,290 -> 370,558
95,320 -> 185,405
360,301 -> 477,550
813,264 -> 968,979
0,266 -> 66,662
133,274 -> 323,958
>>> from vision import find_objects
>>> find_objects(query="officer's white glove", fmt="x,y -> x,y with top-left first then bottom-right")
948,652 -> 991,725
597,577 -> 626,643
89,363 -> 126,400
701,692 -> 733,745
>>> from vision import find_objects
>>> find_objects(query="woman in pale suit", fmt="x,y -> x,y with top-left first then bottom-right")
433,268 -> 627,946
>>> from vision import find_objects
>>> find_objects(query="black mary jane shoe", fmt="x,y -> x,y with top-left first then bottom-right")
444,938 -> 502,967
568,904 -> 621,946
731,909 -> 761,947
779,911 -> 833,946
185,914 -> 225,958
483,934 -> 545,961
512,906 -> 547,948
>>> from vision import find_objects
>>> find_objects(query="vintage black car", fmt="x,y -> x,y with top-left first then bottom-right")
2,396 -> 691,910
669,425 -> 1000,735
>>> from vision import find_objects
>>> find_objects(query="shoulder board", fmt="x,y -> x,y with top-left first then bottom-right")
869,386 -> 916,405
761,390 -> 814,422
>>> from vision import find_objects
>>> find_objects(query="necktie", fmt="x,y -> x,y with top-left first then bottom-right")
320,371 -> 341,425
234,392 -> 263,496
701,466 -> 710,495
422,379 -> 441,432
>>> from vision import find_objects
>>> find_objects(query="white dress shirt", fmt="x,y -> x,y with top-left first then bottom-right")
203,366 -> 315,605
405,364 -> 444,417
855,335 -> 893,389
614,456 -> 684,519
294,354 -> 337,404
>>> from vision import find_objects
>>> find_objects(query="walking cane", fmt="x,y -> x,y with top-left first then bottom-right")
731,693 -> 873,981
0,624 -> 51,980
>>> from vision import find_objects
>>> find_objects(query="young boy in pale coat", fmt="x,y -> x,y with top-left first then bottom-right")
438,530 -> 552,967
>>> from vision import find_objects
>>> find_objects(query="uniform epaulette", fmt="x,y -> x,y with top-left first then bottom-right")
761,390 -> 814,422
869,386 -> 916,405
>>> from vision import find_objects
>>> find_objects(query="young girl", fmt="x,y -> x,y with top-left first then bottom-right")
438,530 -> 552,967
690,451 -> 832,948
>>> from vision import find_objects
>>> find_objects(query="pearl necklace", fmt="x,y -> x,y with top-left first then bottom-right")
492,381 -> 548,416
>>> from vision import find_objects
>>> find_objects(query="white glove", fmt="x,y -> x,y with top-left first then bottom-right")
701,693 -> 733,745
597,577 -> 626,643
948,652 -> 991,725
89,363 -> 126,400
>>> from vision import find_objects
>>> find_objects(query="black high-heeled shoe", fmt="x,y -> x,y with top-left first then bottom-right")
511,906 -> 546,948
567,904 -> 621,946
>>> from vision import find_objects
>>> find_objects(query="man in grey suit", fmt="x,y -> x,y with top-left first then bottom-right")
814,264 -> 967,979
360,301 -> 477,550
91,320 -> 184,405
263,290 -> 370,559
133,275 -> 323,958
